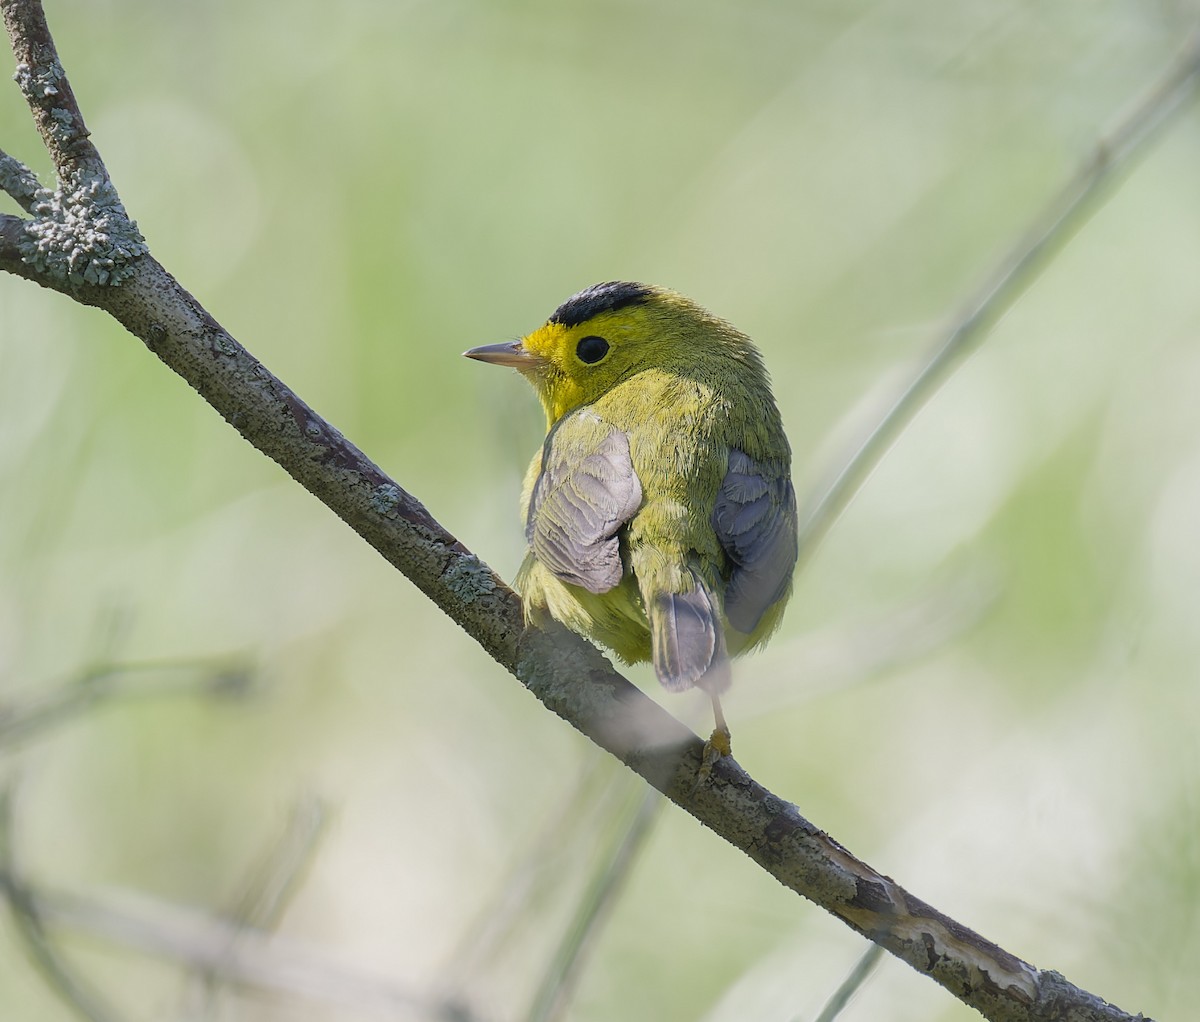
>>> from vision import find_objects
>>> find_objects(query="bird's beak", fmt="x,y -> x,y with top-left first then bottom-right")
463,340 -> 545,371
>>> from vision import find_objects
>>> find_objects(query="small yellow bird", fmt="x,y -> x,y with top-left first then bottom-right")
466,282 -> 797,760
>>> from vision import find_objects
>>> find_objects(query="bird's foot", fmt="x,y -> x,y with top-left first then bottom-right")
694,724 -> 732,792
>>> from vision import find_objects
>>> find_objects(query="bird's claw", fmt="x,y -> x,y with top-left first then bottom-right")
693,725 -> 732,793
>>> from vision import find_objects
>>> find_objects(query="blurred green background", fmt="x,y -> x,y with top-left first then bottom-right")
2,1 -> 1200,1020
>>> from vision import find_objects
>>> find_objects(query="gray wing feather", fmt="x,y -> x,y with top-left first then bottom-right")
527,428 -> 642,594
712,448 -> 798,634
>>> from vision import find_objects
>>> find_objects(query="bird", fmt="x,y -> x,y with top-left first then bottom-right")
465,281 -> 797,768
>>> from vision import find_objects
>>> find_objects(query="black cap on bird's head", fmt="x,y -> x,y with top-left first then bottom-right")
547,281 -> 655,328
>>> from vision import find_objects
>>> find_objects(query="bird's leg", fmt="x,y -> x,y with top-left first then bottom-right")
695,693 -> 732,789
708,693 -> 732,757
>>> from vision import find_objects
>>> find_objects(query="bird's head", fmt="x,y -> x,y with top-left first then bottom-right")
465,281 -> 761,425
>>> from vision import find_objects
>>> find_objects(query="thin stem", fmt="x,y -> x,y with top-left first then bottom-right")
526,788 -> 663,1022
811,944 -> 884,1022
0,657 -> 253,750
0,788 -> 125,1022
10,882 -> 458,1018
440,754 -> 624,987
796,30 -> 1200,563
185,797 -> 329,1017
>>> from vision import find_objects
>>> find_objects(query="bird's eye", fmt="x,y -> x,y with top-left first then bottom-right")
576,335 -> 610,364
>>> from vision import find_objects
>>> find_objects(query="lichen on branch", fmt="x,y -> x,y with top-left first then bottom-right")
17,170 -> 147,285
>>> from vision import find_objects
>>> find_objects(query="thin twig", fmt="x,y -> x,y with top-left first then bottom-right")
0,787 -> 126,1022
742,567 -> 1000,716
185,796 -> 330,1018
811,944 -> 885,1022
795,29 -> 1200,563
226,796 -> 329,933
525,788 -> 663,1022
5,879 -> 476,1021
0,657 -> 253,750
440,754 -> 625,988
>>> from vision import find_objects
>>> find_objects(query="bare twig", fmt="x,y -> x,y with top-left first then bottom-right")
0,793 -> 478,1021
743,567 -> 999,715
811,944 -> 885,1022
0,787 -> 126,1022
6,880 -> 472,1020
0,657 -> 252,750
526,788 -> 662,1022
440,754 -> 627,989
795,29 -> 1200,563
225,796 -> 328,933
0,2 -> 1184,1020
184,796 -> 330,1017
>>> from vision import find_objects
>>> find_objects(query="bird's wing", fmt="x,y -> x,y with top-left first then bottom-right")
526,418 -> 643,595
712,447 -> 798,634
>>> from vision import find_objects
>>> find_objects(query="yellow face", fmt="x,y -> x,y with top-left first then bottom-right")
517,311 -> 666,423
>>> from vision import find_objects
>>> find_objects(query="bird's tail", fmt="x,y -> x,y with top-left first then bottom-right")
648,567 -> 731,694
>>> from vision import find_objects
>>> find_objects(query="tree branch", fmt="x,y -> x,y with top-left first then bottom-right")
0,211 -> 40,282
0,148 -> 42,213
0,2 -> 1176,1020
0,0 -> 101,180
